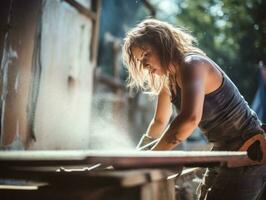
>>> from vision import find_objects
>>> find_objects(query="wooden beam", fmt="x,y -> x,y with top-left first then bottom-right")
90,0 -> 101,65
96,73 -> 125,91
143,0 -> 156,17
64,0 -> 97,20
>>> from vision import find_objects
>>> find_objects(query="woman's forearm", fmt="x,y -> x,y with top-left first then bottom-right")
146,119 -> 168,139
151,115 -> 198,150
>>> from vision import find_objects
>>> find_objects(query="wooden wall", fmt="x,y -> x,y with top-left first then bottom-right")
0,0 -> 100,150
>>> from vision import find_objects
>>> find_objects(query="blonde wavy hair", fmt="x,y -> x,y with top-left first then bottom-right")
123,18 -> 205,94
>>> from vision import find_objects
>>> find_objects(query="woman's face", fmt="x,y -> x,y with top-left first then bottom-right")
131,44 -> 164,76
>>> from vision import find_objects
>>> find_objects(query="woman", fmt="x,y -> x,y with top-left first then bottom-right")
123,18 -> 266,200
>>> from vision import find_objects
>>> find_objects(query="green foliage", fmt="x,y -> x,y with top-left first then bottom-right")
150,0 -> 266,102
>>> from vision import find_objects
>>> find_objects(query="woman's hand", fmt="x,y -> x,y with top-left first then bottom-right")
136,134 -> 157,150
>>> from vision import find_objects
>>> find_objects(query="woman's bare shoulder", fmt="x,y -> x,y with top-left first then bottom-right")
183,54 -> 211,67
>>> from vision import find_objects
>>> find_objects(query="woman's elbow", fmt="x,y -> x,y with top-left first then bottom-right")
181,113 -> 201,128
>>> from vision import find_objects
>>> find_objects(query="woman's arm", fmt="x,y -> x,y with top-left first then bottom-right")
137,87 -> 173,149
152,56 -> 208,150
146,87 -> 173,139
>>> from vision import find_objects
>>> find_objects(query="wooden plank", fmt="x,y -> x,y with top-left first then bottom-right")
0,150 -> 247,168
0,181 -> 47,190
0,168 -> 173,187
0,169 -> 175,200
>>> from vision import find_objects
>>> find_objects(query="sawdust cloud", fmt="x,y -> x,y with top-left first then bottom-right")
88,95 -> 135,150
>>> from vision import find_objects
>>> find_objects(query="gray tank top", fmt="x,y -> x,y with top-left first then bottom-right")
171,56 -> 264,150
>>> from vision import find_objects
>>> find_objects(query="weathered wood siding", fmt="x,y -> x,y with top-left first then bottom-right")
32,0 -> 94,150
0,0 -> 98,150
0,0 -> 42,149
